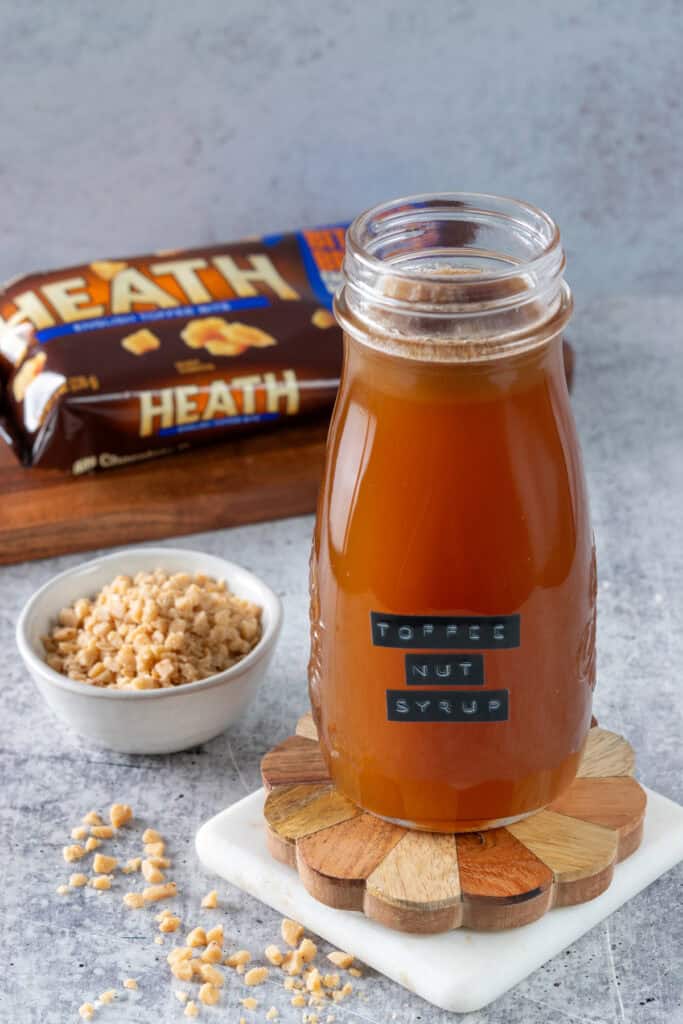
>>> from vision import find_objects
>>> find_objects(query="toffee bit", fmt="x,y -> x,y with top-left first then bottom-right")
201,889 -> 218,909
143,881 -> 177,902
109,803 -> 133,828
281,918 -> 304,947
326,951 -> 354,970
244,966 -> 269,987
63,845 -> 86,863
198,981 -> 220,1005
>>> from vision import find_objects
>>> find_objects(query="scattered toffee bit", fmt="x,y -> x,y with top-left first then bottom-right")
143,882 -> 177,903
187,927 -> 207,948
110,804 -> 133,828
63,844 -> 86,863
201,889 -> 218,909
159,914 -> 181,933
142,859 -> 165,884
58,804 -> 366,1020
198,981 -> 220,1005
326,951 -> 354,970
243,966 -> 269,987
91,826 -> 114,839
281,919 -> 304,947
265,944 -> 284,966
90,875 -> 112,891
92,853 -> 117,874
226,950 -> 251,968
199,964 -> 223,987
123,892 -> 145,910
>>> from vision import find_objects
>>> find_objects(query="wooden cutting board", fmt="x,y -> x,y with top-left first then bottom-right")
0,417 -> 329,565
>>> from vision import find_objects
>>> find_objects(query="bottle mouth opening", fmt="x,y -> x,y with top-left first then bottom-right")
344,192 -> 564,312
337,192 -> 571,360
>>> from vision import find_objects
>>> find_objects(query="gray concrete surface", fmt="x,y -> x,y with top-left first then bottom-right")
1,1 -> 682,301
1,295 -> 681,1022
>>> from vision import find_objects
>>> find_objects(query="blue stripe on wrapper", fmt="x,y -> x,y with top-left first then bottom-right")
158,412 -> 279,437
35,297 -> 270,343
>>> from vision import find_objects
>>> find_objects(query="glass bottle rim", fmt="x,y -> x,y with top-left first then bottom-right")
346,191 -> 563,289
336,192 -> 572,361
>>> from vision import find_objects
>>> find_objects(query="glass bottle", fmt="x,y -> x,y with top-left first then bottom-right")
309,193 -> 596,832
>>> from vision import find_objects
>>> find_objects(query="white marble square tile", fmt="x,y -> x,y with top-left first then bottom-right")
196,786 -> 683,1013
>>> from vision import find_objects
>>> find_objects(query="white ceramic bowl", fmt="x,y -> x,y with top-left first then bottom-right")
16,547 -> 282,754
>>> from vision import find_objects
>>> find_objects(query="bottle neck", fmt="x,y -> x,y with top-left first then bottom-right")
335,193 -> 573,364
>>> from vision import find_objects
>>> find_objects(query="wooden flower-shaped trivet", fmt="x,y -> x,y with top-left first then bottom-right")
260,715 -> 646,934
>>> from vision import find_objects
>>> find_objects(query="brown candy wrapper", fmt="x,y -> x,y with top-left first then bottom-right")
0,225 -> 346,472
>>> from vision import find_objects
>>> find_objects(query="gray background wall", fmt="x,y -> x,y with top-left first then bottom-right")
2,0 -> 681,301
